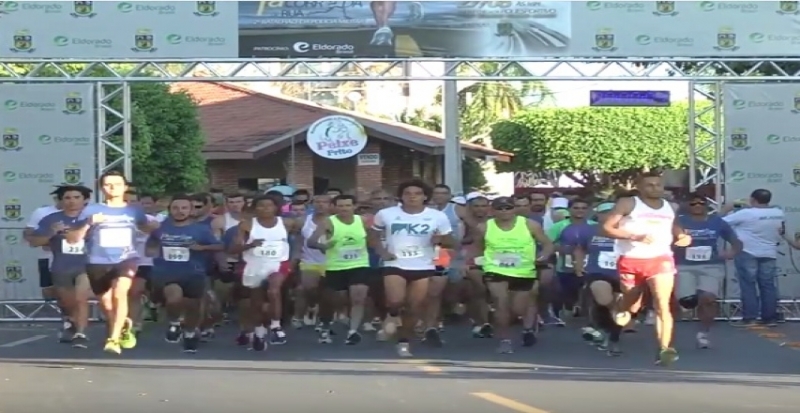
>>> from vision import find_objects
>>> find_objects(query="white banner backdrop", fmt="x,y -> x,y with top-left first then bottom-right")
724,83 -> 800,300
0,84 -> 96,300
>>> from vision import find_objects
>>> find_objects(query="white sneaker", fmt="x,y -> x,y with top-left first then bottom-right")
396,342 -> 413,358
384,316 -> 400,335
291,317 -> 303,329
376,329 -> 389,342
696,332 -> 710,349
362,322 -> 376,332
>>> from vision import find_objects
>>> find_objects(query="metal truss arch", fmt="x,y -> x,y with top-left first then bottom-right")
1,57 -> 800,82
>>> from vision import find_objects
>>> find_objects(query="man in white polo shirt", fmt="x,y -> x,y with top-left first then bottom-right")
722,189 -> 784,327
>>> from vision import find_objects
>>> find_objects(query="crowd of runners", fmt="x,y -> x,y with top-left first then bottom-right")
25,169 -> 779,367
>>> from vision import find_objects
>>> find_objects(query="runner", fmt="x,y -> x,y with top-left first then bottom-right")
369,180 -> 454,357
473,197 -> 554,353
309,194 -> 371,345
367,189 -> 394,340
459,194 -> 493,338
675,193 -> 741,348
191,193 -> 224,340
548,199 -> 596,320
128,191 -> 158,336
369,1 -> 397,46
29,185 -> 93,348
230,194 -> 301,351
601,172 -> 691,366
68,171 -> 158,354
23,194 -> 63,335
293,195 -> 332,329
210,193 -> 246,326
571,202 -> 623,355
146,194 -> 223,353
422,184 -> 460,346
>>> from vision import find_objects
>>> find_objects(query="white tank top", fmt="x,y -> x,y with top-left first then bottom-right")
300,215 -> 326,264
615,197 -> 675,259
223,212 -> 239,231
242,217 -> 290,264
136,214 -> 156,266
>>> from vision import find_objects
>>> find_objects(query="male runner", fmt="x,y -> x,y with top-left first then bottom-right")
367,189 -> 394,339
423,184 -> 460,346
192,193 -> 225,339
474,197 -> 554,353
675,193 -> 740,348
68,171 -> 158,354
294,195 -> 332,329
601,172 -> 691,366
230,194 -> 301,351
369,180 -> 454,357
146,195 -> 223,353
459,194 -> 493,338
309,195 -> 371,345
523,193 -> 562,326
211,193 -> 247,324
30,185 -> 93,348
572,202 -> 623,355
548,199 -> 595,319
128,191 -> 158,336
24,194 -> 62,333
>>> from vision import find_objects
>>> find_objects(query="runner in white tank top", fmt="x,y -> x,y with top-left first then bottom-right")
601,173 -> 691,367
300,215 -> 326,267
231,195 -> 301,351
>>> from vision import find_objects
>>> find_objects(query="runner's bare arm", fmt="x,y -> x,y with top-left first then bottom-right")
211,215 -> 225,239
145,232 -> 160,257
600,197 -> 636,240
528,219 -> 555,260
572,244 -> 587,275
433,213 -> 456,248
307,218 -> 332,251
229,220 -> 254,254
672,217 -> 692,246
368,210 -> 392,257
472,223 -> 487,260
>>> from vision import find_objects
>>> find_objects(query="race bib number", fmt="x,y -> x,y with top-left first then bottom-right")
162,246 -> 190,262
686,246 -> 712,262
98,227 -> 132,248
61,240 -> 84,255
395,244 -> 424,259
254,241 -> 284,260
339,248 -> 362,261
493,253 -> 521,268
598,251 -> 618,270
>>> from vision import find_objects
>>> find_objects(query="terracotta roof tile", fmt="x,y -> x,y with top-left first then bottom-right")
172,82 -> 511,159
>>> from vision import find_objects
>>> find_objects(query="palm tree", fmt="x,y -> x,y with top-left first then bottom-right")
435,62 -> 552,144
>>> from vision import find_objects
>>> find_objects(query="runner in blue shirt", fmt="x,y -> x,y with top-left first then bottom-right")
570,202 -> 622,356
147,194 -> 222,353
674,192 -> 741,349
30,185 -> 93,348
67,171 -> 157,354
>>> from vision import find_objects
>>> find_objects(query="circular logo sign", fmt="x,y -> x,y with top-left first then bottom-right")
306,116 -> 367,160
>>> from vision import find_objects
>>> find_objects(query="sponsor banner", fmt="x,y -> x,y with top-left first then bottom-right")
239,1 -> 800,58
0,230 -> 40,300
723,83 -> 800,299
306,115 -> 367,160
0,1 -> 238,58
0,84 -> 95,230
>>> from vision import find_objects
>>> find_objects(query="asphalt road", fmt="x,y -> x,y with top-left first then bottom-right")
1,321 -> 800,413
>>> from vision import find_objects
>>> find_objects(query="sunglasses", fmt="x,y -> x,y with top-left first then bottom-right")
493,205 -> 514,211
689,202 -> 706,206
193,204 -> 204,209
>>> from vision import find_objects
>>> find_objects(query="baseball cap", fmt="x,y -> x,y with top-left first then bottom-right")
491,196 -> 515,209
550,197 -> 569,209
452,196 -> 467,205
466,192 -> 485,202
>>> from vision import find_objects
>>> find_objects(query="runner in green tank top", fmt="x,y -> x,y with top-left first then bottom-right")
474,197 -> 554,354
308,195 -> 371,345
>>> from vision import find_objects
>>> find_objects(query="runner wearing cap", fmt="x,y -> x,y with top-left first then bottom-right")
458,193 -> 494,338
472,196 -> 554,353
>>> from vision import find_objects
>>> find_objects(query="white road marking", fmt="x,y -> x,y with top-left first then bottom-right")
0,334 -> 49,348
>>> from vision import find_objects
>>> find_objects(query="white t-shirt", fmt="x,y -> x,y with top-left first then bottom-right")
26,205 -> 60,260
723,207 -> 784,259
373,206 -> 452,271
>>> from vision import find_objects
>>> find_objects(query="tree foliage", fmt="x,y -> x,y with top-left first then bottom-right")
0,63 -> 206,195
491,103 -> 713,187
396,109 -> 488,191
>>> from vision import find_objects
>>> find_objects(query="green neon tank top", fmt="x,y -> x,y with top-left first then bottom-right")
482,216 -> 537,278
326,215 -> 369,271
